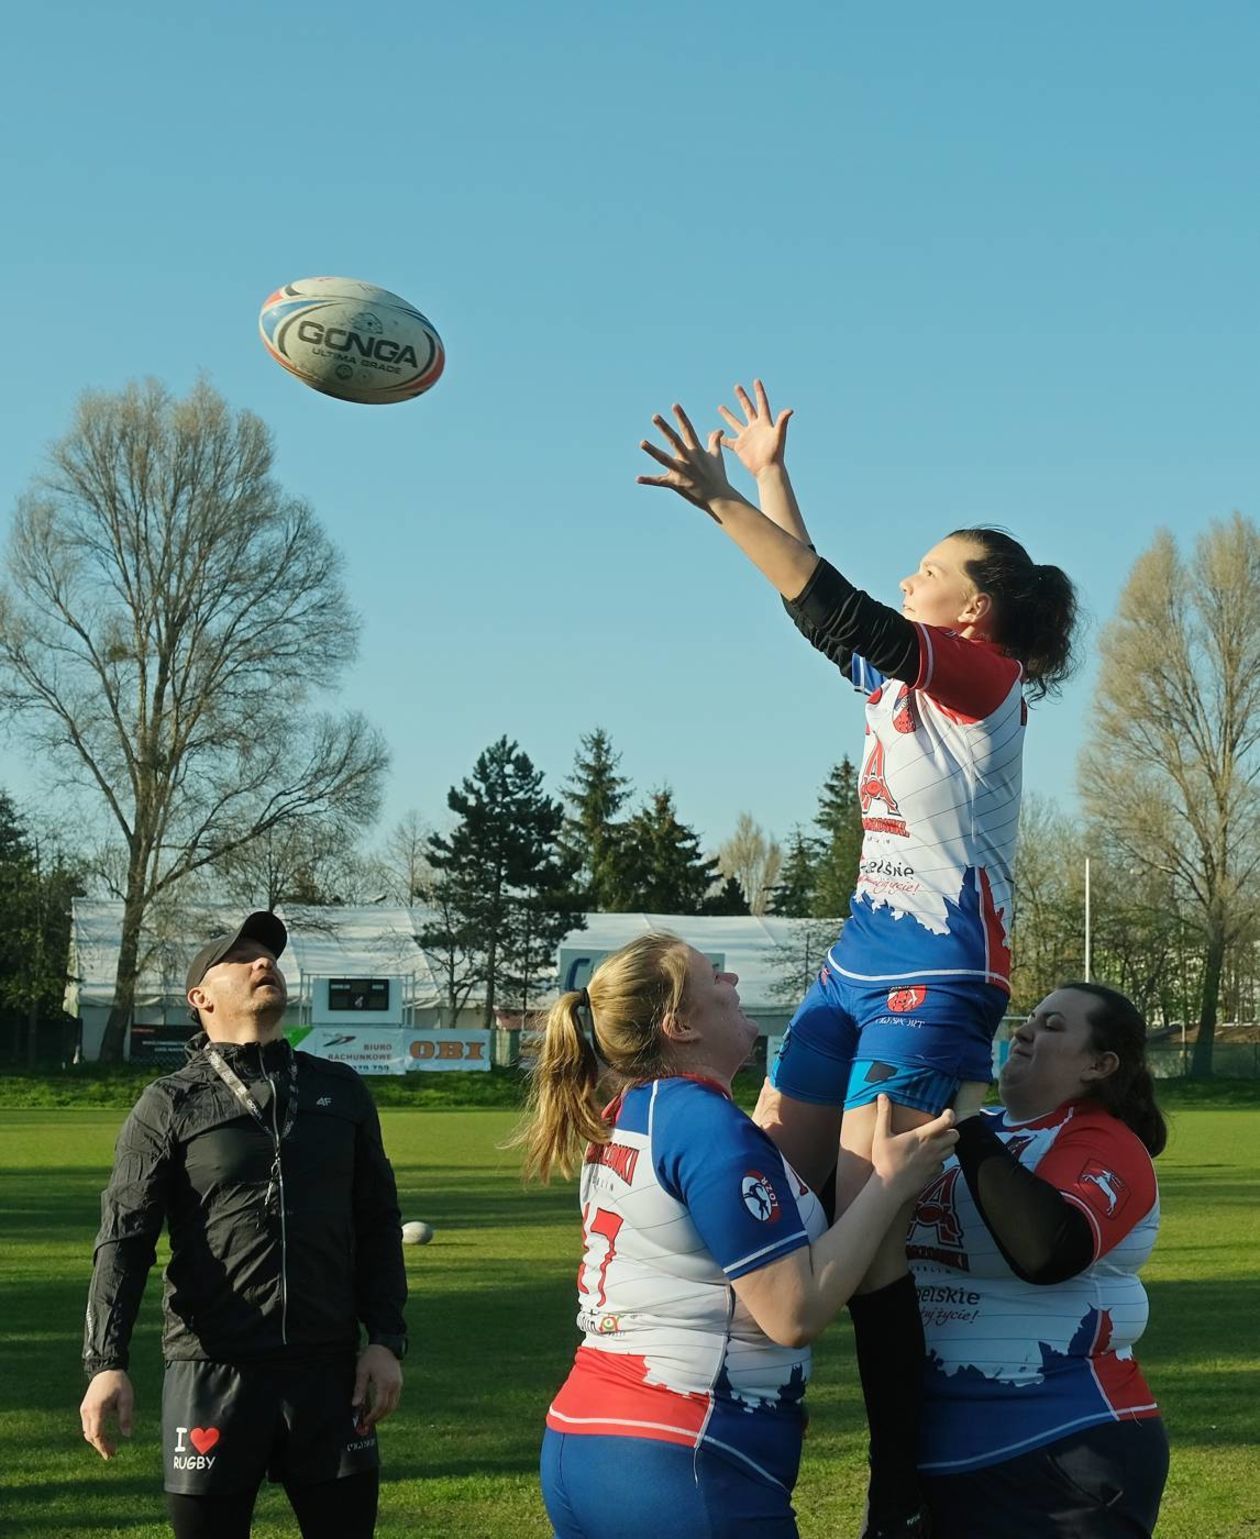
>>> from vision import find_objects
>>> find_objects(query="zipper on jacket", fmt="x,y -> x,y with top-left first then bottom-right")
264,1043 -> 289,1346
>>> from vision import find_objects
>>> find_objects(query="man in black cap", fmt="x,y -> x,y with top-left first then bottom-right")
79,912 -> 408,1539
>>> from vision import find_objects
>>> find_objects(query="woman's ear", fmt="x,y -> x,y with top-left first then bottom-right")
1082,1050 -> 1120,1085
660,1012 -> 697,1044
960,589 -> 992,628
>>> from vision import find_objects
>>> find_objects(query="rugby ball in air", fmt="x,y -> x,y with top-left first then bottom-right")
258,276 -> 445,405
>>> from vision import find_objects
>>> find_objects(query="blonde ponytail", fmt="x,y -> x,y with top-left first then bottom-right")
516,932 -> 693,1183
518,991 -> 609,1182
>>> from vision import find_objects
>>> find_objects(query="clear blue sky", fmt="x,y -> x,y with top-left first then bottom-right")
1,1 -> 1257,853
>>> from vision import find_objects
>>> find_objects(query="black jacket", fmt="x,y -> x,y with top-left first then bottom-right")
83,1034 -> 407,1375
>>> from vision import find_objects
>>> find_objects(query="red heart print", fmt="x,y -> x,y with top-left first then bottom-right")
189,1427 -> 220,1454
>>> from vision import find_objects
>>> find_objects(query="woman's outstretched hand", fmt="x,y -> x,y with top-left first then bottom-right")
637,404 -> 740,517
718,380 -> 793,478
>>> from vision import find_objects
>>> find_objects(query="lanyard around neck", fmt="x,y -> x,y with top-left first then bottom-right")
205,1043 -> 299,1145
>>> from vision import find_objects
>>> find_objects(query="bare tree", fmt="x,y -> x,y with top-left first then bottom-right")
1009,795 -> 1086,1012
416,868 -> 486,1025
212,814 -> 386,909
767,915 -> 840,1004
381,810 -> 432,905
1078,515 -> 1260,1076
718,813 -> 783,916
0,380 -> 388,1059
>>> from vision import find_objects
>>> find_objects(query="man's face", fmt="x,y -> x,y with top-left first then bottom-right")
189,940 -> 288,1036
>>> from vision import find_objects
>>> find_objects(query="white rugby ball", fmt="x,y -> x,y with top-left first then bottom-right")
401,1220 -> 434,1245
259,276 -> 445,405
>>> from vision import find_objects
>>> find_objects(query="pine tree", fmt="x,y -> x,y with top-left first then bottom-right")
560,727 -> 633,909
0,794 -> 82,1064
612,789 -> 721,913
420,738 -> 583,1026
770,826 -> 821,916
705,874 -> 750,916
812,758 -> 863,918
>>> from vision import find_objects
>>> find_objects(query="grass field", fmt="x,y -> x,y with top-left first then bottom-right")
1,1099 -> 1256,1538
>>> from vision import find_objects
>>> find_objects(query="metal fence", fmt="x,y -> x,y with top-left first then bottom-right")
1147,1043 -> 1260,1079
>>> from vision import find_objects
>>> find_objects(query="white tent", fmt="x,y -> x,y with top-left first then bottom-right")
67,900 -> 827,1059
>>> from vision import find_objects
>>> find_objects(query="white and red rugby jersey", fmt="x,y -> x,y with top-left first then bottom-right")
547,1077 -> 826,1491
908,1101 -> 1160,1473
833,627 -> 1026,993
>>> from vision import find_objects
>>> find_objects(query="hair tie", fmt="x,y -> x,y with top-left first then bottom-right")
576,987 -> 591,1011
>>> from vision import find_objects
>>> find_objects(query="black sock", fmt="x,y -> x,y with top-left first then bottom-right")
848,1273 -> 925,1519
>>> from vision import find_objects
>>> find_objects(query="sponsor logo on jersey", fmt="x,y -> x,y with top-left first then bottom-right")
887,986 -> 928,1012
585,1141 -> 640,1184
741,1170 -> 781,1223
1080,1161 -> 1129,1218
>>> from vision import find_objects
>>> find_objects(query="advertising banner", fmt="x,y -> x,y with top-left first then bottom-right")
286,1026 -> 492,1074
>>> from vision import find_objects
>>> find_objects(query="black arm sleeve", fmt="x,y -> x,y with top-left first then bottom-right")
83,1086 -> 173,1376
783,557 -> 920,682
953,1116 -> 1096,1285
353,1098 -> 409,1352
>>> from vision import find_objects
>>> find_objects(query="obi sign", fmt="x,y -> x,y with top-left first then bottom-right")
285,1026 -> 491,1074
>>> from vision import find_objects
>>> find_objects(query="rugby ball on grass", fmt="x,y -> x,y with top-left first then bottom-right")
259,276 -> 444,404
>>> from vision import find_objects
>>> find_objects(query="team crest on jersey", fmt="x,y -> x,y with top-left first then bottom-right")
741,1170 -> 781,1223
887,986 -> 927,1012
859,741 -> 909,836
1080,1161 -> 1129,1218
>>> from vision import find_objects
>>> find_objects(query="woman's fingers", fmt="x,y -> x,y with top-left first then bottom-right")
651,413 -> 687,456
671,402 -> 702,449
639,438 -> 681,470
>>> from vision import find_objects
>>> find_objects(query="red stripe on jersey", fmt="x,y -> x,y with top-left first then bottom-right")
1089,1345 -> 1160,1420
547,1347 -> 712,1446
912,627 -> 1023,720
977,867 -> 1012,989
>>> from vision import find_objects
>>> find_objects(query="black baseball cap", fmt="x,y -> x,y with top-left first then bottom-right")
186,911 -> 288,1020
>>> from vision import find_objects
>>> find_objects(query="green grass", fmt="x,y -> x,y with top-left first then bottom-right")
1,1105 -> 1255,1538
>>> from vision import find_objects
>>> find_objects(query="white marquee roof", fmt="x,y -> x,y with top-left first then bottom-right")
68,900 -> 829,1015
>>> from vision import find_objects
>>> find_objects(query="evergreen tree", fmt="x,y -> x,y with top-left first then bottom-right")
612,789 -> 721,913
0,794 -> 83,1064
812,758 -> 863,918
769,826 -> 820,916
560,727 -> 632,909
705,874 -> 750,916
420,738 -> 583,1026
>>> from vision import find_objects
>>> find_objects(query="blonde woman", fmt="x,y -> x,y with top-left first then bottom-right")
523,934 -> 957,1539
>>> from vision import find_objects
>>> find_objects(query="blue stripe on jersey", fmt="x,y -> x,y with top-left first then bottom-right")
850,653 -> 885,694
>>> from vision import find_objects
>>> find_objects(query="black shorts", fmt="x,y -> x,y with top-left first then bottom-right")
161,1355 -> 380,1496
921,1417 -> 1169,1539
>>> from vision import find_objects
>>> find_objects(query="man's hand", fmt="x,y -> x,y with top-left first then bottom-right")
80,1369 -> 134,1460
719,380 -> 794,478
352,1344 -> 403,1433
637,404 -> 742,516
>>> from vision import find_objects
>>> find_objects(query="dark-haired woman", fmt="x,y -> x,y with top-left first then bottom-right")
638,383 -> 1079,1536
910,983 -> 1167,1538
